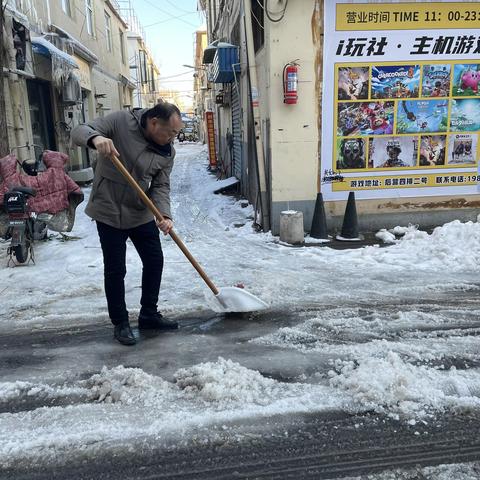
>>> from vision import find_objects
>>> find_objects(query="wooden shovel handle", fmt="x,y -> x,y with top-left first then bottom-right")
110,154 -> 219,295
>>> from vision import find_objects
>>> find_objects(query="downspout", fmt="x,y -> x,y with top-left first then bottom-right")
312,0 -> 323,194
242,0 -> 270,232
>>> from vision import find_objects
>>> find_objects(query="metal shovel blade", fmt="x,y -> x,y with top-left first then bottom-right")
215,287 -> 268,313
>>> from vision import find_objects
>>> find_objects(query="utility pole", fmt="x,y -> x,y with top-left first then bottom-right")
0,0 -> 9,157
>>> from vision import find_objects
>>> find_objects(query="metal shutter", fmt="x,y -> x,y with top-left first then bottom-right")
231,82 -> 242,180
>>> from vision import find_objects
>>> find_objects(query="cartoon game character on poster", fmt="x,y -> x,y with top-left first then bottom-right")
337,101 -> 394,136
338,67 -> 369,100
370,65 -> 420,99
450,99 -> 480,132
453,64 -> 480,97
447,134 -> 478,164
368,136 -> 418,168
419,135 -> 446,166
422,64 -> 451,97
396,100 -> 448,134
336,138 -> 366,169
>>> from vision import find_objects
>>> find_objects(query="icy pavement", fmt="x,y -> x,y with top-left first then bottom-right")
1,143 -> 480,476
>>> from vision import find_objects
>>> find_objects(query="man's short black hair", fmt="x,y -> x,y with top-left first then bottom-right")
142,102 -> 181,125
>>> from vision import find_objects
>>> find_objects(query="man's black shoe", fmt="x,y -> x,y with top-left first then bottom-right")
138,311 -> 178,330
114,321 -> 136,345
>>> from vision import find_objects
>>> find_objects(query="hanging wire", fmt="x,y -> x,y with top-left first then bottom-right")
144,11 -> 198,28
258,0 -> 288,23
140,0 -> 200,28
251,8 -> 265,30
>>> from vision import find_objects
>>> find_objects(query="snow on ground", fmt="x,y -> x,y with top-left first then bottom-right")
0,359 -> 350,468
2,143 -> 480,329
1,143 -> 480,468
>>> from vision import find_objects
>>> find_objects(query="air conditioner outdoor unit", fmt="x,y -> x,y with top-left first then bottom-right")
62,72 -> 82,104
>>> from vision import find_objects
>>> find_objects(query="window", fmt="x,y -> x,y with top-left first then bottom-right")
119,30 -> 125,64
139,50 -> 147,84
105,11 -> 112,52
150,65 -> 155,92
61,0 -> 72,17
85,0 -> 94,36
12,19 -> 27,70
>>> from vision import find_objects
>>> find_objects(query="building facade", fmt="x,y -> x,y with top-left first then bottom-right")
2,0 -> 159,182
119,1 -> 160,109
192,29 -> 208,143
200,0 -> 480,235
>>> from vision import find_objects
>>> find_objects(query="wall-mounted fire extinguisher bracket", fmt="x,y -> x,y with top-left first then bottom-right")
283,60 -> 300,105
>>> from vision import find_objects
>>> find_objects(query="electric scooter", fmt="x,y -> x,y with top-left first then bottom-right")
2,146 -> 46,264
3,185 -> 37,264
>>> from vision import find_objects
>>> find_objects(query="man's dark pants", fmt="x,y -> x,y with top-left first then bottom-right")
96,220 -> 163,325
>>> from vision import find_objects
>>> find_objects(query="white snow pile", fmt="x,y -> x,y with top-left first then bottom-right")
0,359 -> 349,469
54,359 -> 325,413
375,229 -> 396,243
86,365 -> 174,406
329,351 -> 480,419
86,359 -> 301,409
347,219 -> 480,274
0,380 -> 89,404
174,357 -> 292,407
393,220 -> 480,271
390,224 -> 419,237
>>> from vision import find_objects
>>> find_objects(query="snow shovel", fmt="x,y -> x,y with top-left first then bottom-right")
110,154 -> 268,313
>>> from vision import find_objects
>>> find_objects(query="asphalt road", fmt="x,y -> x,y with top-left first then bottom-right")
2,292 -> 480,479
3,409 -> 480,479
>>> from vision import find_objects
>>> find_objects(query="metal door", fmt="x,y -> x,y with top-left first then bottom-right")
231,82 -> 242,180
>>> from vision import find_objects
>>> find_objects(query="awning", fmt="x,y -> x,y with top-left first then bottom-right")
31,37 -> 78,69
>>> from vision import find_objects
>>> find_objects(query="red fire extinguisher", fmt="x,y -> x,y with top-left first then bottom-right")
283,61 -> 299,104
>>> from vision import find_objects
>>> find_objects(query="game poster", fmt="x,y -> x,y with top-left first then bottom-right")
422,64 -> 451,97
447,134 -> 478,165
452,64 -> 480,97
396,100 -> 448,134
450,99 -> 480,131
370,65 -> 420,99
338,67 -> 369,100
337,101 -> 394,136
419,135 -> 447,167
368,136 -> 418,169
321,1 -> 480,200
